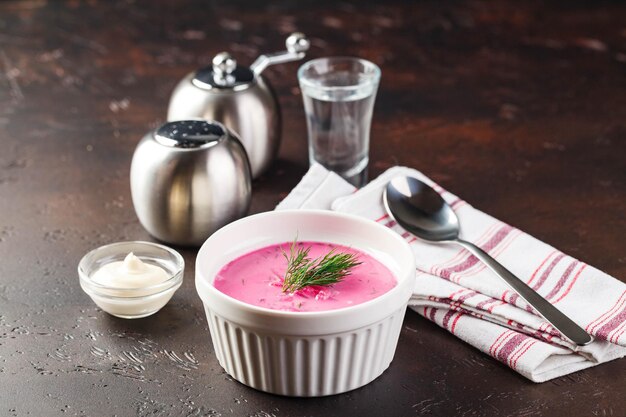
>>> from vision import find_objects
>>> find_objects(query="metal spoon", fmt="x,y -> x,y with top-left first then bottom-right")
384,175 -> 592,346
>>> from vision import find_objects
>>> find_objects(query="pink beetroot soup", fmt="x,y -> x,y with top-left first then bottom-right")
213,241 -> 397,312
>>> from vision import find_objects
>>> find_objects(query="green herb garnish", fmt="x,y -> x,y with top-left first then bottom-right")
281,239 -> 362,293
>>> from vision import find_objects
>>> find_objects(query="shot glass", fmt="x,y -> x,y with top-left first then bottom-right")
298,57 -> 381,187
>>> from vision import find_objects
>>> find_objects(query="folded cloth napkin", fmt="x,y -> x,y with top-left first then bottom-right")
276,164 -> 626,382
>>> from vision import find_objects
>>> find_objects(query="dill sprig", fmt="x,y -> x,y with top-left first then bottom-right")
281,239 -> 362,293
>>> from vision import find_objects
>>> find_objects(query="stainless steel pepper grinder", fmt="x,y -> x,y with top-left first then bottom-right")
166,33 -> 310,179
130,120 -> 251,246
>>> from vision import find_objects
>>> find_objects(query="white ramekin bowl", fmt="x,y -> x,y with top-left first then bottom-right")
195,210 -> 415,396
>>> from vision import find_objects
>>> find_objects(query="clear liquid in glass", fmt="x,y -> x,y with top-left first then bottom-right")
301,70 -> 378,187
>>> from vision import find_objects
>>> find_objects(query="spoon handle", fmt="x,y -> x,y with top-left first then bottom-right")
455,239 -> 593,346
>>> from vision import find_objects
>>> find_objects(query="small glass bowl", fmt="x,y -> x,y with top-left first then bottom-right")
78,241 -> 184,319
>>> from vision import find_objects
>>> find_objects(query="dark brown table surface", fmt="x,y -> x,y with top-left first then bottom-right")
1,1 -> 625,416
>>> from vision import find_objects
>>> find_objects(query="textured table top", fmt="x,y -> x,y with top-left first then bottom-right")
0,1 -> 624,416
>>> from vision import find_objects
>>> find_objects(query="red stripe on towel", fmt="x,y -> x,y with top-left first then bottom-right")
544,260 -> 579,301
488,301 -> 507,313
450,313 -> 464,334
374,214 -> 389,223
512,340 -> 537,370
490,330 -> 514,357
611,322 -> 626,344
532,253 -> 565,291
495,334 -> 531,364
587,290 -> 626,334
429,307 -> 437,322
439,225 -> 514,280
552,264 -> 587,304
527,250 -> 558,286
508,338 -> 532,367
431,222 -> 501,275
384,220 -> 396,228
595,295 -> 626,341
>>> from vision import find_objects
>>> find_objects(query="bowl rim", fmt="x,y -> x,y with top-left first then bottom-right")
297,56 -> 381,93
195,209 -> 414,319
78,240 -> 184,296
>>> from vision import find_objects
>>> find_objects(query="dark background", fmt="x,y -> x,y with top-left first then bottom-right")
0,1 -> 624,416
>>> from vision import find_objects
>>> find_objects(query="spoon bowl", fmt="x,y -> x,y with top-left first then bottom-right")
383,176 -> 459,242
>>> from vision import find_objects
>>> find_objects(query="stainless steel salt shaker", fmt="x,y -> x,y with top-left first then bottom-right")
167,33 -> 310,179
130,120 -> 251,246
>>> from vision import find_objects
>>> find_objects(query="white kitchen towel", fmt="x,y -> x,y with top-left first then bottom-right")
276,164 -> 626,382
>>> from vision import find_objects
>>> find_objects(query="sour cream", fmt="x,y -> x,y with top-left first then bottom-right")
92,252 -> 169,288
